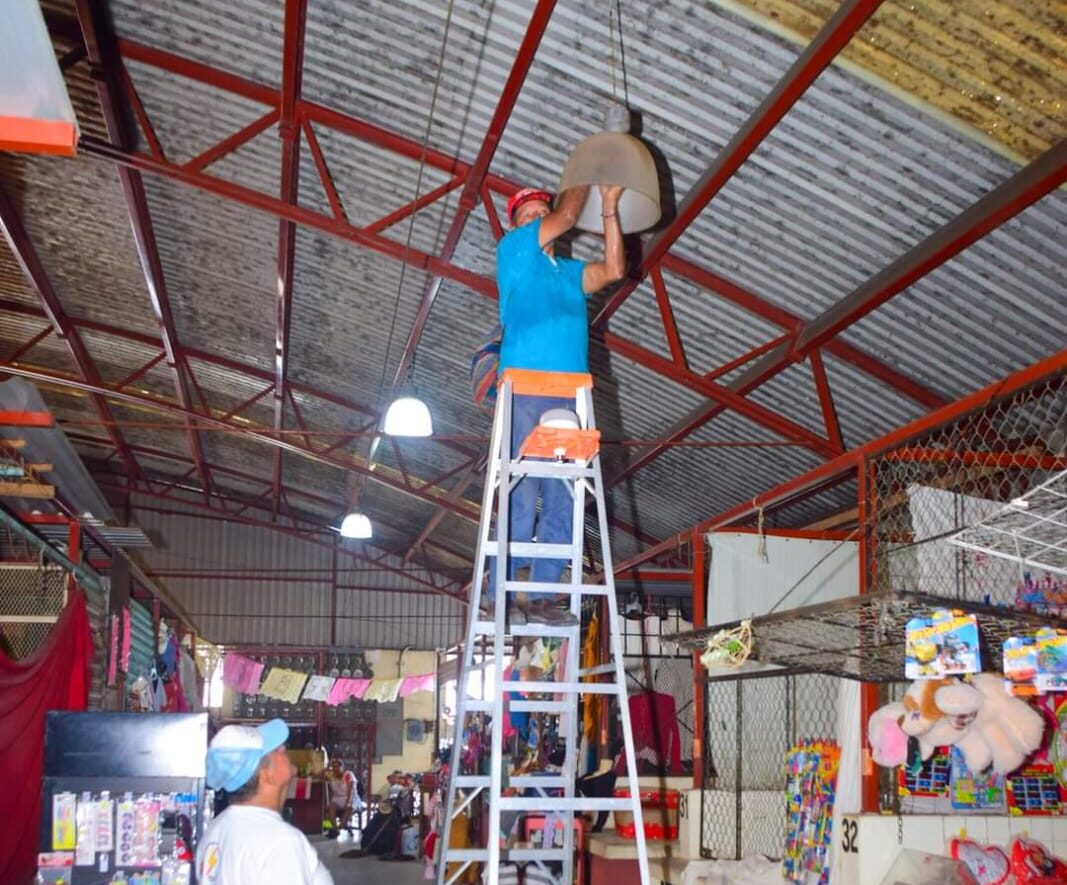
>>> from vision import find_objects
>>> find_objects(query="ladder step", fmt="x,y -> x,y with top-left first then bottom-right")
483,541 -> 574,558
499,797 -> 635,812
502,680 -> 621,696
509,699 -> 568,713
510,623 -> 579,639
462,700 -> 492,713
506,462 -> 596,479
453,775 -> 490,789
508,774 -> 569,789
506,848 -> 569,862
503,581 -> 610,596
443,848 -> 569,863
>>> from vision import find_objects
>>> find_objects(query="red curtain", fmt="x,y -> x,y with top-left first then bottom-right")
0,589 -> 92,885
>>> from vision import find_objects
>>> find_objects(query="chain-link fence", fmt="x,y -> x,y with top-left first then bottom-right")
701,672 -> 839,860
0,560 -> 68,659
867,378 -> 1066,606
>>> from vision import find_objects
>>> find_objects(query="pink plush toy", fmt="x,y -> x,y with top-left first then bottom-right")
868,701 -> 908,767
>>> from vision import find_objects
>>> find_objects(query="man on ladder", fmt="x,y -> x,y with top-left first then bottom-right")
436,181 -> 651,885
489,182 -> 624,626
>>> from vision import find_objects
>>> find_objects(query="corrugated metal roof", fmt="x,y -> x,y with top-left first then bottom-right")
0,0 -> 1062,647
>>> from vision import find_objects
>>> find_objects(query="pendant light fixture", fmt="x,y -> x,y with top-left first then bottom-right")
383,393 -> 433,437
557,8 -> 661,234
339,511 -> 373,539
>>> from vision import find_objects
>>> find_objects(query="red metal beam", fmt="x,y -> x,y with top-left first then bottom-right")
79,135 -> 496,298
738,137 -> 1067,386
402,454 -> 486,563
4,325 -> 53,364
0,188 -> 144,479
271,0 -> 309,519
660,254 -> 945,410
607,139 -> 1065,489
385,0 -> 558,398
0,298 -> 481,459
78,452 -> 472,568
609,348 -> 1067,576
185,109 -> 279,173
651,268 -> 687,368
364,175 -> 464,236
1,360 -> 482,523
602,332 -> 840,458
809,348 -> 845,453
591,0 -> 884,329
302,119 -> 347,222
74,0 -> 213,495
104,477 -> 466,600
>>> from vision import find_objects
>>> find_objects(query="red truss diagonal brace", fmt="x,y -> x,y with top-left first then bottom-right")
74,0 -> 212,495
272,0 -> 309,518
0,188 -> 144,480
591,0 -> 884,329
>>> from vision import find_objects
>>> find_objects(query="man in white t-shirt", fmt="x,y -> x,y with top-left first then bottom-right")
197,719 -> 334,885
323,758 -> 362,829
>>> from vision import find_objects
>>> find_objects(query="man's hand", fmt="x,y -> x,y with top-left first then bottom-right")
599,184 -> 624,214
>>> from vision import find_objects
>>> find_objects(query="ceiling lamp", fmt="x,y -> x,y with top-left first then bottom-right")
558,101 -> 661,234
339,512 -> 373,540
383,394 -> 433,437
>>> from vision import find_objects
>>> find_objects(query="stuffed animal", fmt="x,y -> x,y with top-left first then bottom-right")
971,672 -> 1046,774
950,837 -> 1010,885
868,701 -> 908,767
1010,837 -> 1067,884
901,678 -> 955,759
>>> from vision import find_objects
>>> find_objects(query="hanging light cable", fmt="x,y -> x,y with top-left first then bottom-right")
557,3 -> 661,234
372,0 -> 457,445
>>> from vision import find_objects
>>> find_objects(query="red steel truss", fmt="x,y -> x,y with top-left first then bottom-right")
15,7 -> 1060,569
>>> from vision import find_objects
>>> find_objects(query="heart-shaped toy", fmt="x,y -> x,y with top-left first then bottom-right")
1011,838 -> 1067,885
950,838 -> 1010,885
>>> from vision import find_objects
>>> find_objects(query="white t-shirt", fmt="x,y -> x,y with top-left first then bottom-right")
196,804 -> 334,885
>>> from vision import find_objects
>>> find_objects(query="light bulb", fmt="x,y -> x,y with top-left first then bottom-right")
383,396 -> 433,437
339,512 -> 372,539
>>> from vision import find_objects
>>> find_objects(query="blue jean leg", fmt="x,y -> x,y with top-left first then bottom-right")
485,394 -> 575,604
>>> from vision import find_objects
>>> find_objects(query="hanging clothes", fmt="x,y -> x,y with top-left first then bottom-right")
628,691 -> 682,773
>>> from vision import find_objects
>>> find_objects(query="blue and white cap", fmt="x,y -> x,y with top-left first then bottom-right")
206,718 -> 289,792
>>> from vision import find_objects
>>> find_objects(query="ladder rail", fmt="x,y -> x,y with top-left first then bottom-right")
436,383 -> 506,885
591,423 -> 651,885
439,373 -> 649,885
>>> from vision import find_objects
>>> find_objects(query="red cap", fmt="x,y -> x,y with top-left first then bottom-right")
506,188 -> 554,225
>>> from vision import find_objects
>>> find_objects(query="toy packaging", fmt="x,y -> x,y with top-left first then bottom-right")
899,748 -> 952,798
1003,629 -> 1067,695
782,740 -> 840,885
949,838 -> 1011,885
1014,573 -> 1067,617
1006,763 -> 1062,815
905,609 -> 980,679
949,747 -> 1006,812
1010,837 -> 1067,884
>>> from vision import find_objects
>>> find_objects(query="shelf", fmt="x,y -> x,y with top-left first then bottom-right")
665,590 -> 1067,683
948,467 -> 1067,577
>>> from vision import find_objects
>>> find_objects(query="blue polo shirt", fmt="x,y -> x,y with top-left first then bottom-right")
496,218 -> 588,373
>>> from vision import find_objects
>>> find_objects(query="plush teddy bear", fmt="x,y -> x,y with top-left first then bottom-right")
970,672 -> 1046,774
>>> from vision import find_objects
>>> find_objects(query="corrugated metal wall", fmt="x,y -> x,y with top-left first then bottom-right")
128,600 -> 155,681
131,496 -> 466,650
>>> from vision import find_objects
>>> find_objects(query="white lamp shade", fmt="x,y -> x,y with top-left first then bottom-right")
558,131 -> 661,234
340,512 -> 373,539
383,395 -> 434,437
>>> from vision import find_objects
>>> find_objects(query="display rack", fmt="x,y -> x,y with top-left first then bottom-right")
667,590 -> 1067,683
948,467 -> 1067,577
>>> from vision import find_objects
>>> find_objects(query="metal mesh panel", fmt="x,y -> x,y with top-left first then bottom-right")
0,563 -> 67,659
869,379 -> 1066,607
624,658 -> 695,763
701,673 -> 839,860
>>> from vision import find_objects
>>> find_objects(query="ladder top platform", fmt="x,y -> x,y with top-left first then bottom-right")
499,369 -> 593,397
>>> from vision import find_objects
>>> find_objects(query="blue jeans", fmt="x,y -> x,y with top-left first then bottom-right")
486,394 -> 575,604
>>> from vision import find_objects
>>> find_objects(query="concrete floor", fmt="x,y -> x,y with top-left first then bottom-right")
312,834 -> 428,885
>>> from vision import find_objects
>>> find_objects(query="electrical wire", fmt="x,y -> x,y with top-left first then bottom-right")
369,0 -> 458,472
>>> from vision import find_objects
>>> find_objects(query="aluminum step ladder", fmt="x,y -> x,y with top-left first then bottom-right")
437,369 -> 649,885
